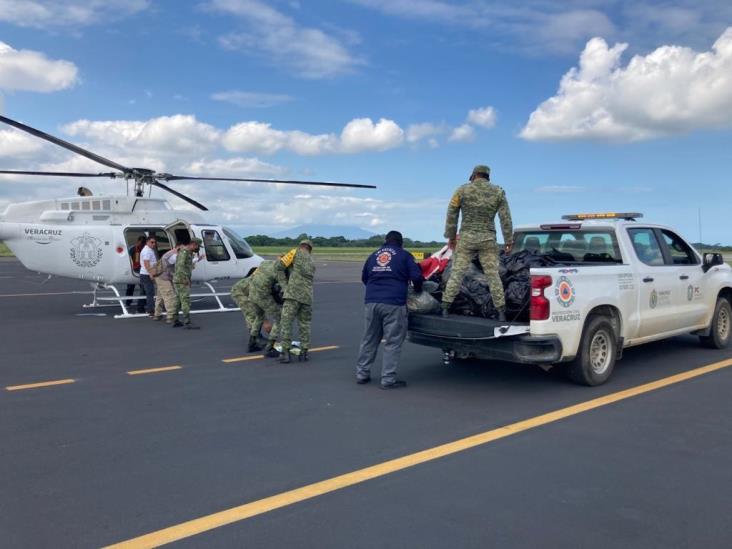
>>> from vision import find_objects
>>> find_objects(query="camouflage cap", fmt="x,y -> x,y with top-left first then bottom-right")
191,237 -> 203,245
471,165 -> 490,177
299,239 -> 313,248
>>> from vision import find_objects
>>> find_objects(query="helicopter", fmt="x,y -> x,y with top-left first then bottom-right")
0,115 -> 375,318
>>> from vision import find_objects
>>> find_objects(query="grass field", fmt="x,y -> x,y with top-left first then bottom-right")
0,241 -> 12,257
254,246 -> 438,261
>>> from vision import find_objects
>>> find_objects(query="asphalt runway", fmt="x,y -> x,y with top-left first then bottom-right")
1,257 -> 731,548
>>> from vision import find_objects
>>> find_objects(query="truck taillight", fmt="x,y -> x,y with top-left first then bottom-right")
530,275 -> 552,321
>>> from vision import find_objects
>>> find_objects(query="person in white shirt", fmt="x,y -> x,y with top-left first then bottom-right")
139,236 -> 159,316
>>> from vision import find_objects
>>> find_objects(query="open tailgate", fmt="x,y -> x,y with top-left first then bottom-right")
408,313 -> 529,340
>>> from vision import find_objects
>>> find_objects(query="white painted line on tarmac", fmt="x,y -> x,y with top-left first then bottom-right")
0,291 -> 93,298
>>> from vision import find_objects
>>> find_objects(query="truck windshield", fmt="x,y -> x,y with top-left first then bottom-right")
514,229 -> 622,263
222,227 -> 255,259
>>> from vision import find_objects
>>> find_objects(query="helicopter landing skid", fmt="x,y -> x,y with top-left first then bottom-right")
83,282 -> 239,319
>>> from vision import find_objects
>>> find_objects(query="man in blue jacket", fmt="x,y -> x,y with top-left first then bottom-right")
357,230 -> 424,389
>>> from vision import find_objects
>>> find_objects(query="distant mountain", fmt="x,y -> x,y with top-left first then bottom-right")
274,224 -> 376,239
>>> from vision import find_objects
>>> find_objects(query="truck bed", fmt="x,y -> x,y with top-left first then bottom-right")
407,313 -> 562,364
408,313 -> 528,340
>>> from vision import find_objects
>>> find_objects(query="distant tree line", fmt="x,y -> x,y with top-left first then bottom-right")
691,243 -> 732,252
245,233 -> 445,248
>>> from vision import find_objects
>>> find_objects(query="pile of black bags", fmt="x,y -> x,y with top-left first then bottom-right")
444,250 -> 555,322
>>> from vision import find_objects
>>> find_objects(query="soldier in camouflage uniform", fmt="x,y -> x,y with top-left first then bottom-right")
279,240 -> 315,363
155,244 -> 181,324
249,258 -> 289,357
231,272 -> 262,351
442,165 -> 513,322
172,238 -> 203,329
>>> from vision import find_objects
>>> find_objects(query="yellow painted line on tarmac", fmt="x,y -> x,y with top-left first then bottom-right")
222,354 -> 265,364
222,345 -> 339,364
104,357 -> 732,549
127,366 -> 182,376
6,379 -> 75,391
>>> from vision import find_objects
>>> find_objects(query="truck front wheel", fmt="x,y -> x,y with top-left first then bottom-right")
700,298 -> 732,349
567,316 -> 617,386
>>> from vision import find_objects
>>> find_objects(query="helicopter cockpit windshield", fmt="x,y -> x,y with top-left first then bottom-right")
222,227 -> 255,259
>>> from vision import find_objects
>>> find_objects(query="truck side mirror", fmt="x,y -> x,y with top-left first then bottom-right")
703,252 -> 725,273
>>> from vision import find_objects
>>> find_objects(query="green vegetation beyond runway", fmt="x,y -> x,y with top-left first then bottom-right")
254,246 -> 437,261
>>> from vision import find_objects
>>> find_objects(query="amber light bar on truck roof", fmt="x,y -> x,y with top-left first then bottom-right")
562,212 -> 643,221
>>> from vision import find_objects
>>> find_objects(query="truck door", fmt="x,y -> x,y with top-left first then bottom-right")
659,229 -> 707,329
628,228 -> 681,337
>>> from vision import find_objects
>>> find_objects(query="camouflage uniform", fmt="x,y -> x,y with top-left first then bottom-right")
442,165 -> 513,311
249,259 -> 288,342
155,248 -> 178,322
173,242 -> 200,324
230,276 -> 258,334
280,245 -> 315,352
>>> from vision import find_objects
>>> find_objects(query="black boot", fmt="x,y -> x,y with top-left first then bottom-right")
298,350 -> 309,362
279,350 -> 291,364
248,335 -> 262,352
497,309 -> 507,322
264,341 -> 279,358
441,302 -> 450,318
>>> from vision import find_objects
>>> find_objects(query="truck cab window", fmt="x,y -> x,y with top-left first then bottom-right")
202,230 -> 230,262
628,228 -> 664,266
661,230 -> 698,265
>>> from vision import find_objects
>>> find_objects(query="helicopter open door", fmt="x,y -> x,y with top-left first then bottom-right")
164,219 -> 195,247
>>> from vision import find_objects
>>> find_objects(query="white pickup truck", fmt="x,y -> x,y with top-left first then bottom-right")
407,213 -> 732,386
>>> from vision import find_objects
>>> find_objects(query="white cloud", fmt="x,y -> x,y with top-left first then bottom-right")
340,118 -> 404,153
406,122 -> 444,143
63,115 -> 221,155
211,90 -> 295,108
466,106 -> 497,128
0,0 -> 149,28
181,157 -> 287,178
0,41 -> 78,92
349,1 -> 732,56
521,27 -> 732,141
448,124 -> 475,142
223,117 -> 403,155
0,129 -> 43,157
207,0 -> 362,78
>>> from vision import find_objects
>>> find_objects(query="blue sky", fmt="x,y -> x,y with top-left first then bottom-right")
0,0 -> 731,242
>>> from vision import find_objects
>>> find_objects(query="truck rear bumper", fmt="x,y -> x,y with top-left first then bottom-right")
407,331 -> 563,364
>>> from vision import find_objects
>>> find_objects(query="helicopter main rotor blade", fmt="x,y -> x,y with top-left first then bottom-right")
161,175 -> 376,190
150,179 -> 208,211
0,170 -> 120,178
0,115 -> 130,172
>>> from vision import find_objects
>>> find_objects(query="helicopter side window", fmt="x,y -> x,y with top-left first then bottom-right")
202,230 -> 230,262
222,227 -> 254,259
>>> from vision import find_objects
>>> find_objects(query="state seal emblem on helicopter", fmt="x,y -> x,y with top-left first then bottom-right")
70,232 -> 103,268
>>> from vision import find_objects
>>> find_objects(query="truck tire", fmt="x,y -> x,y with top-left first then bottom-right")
700,298 -> 732,349
566,316 -> 617,386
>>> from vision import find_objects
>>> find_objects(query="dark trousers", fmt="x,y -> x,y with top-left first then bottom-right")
125,283 -> 145,312
356,303 -> 408,386
139,275 -> 156,314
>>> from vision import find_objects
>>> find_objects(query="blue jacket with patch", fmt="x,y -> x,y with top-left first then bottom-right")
362,244 -> 424,305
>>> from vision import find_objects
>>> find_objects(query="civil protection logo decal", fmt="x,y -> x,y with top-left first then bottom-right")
554,276 -> 575,308
376,251 -> 392,267
70,232 -> 103,268
650,289 -> 658,309
687,285 -> 694,302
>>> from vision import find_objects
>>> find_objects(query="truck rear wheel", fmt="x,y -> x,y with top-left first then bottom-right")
700,298 -> 732,349
567,316 -> 617,386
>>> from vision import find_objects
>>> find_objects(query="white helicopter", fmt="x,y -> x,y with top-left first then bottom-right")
0,115 -> 374,318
